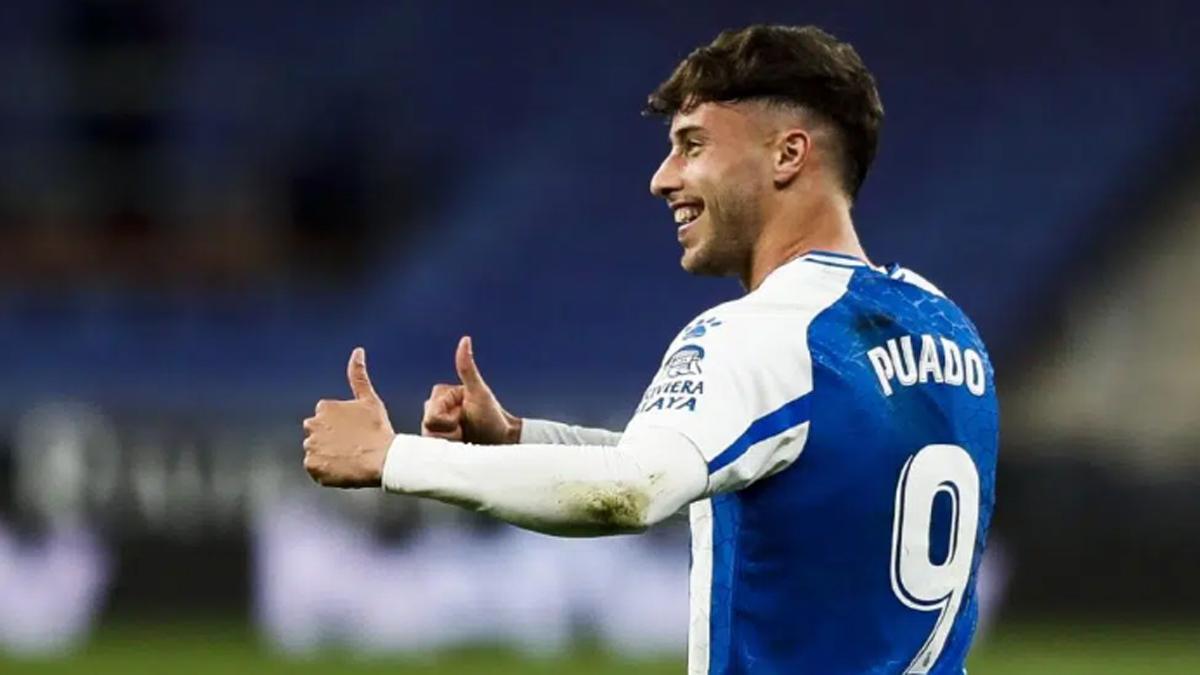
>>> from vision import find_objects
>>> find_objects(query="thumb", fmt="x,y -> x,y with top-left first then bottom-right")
347,347 -> 380,401
455,336 -> 488,392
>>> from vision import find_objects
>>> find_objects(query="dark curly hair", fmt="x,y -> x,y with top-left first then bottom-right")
646,25 -> 884,199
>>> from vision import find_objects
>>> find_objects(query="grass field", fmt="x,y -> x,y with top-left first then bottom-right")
2,621 -> 1198,674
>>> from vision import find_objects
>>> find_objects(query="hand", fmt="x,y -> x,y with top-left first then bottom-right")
421,336 -> 521,444
303,347 -> 396,488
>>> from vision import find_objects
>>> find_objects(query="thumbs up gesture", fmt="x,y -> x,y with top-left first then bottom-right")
421,336 -> 521,444
303,347 -> 396,488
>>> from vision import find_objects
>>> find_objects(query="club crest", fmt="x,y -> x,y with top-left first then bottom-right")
663,345 -> 705,379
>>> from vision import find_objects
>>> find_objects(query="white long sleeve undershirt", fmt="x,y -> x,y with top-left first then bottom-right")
381,426 -> 708,537
519,418 -> 623,446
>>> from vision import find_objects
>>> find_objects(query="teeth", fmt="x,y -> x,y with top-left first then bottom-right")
674,206 -> 701,224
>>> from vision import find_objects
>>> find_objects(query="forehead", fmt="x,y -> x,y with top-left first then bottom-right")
669,101 -> 759,138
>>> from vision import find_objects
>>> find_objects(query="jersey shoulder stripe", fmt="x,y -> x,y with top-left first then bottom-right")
705,392 -> 811,474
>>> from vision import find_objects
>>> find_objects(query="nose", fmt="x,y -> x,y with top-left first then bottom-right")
650,153 -> 682,199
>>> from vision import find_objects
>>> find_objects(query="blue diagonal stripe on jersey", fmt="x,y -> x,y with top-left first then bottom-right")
707,393 -> 812,474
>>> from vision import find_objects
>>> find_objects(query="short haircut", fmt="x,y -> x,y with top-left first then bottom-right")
645,25 -> 884,199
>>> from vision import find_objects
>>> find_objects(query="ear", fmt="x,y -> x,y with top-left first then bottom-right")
773,128 -> 811,187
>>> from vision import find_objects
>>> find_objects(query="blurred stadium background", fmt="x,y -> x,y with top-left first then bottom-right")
0,0 -> 1198,672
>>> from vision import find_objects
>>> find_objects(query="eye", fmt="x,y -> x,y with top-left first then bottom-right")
683,139 -> 704,157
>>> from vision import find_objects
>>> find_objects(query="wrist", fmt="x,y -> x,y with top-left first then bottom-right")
369,439 -> 392,486
382,434 -> 444,493
502,411 -> 523,444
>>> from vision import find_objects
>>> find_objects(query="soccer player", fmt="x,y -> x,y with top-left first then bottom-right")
302,25 -> 998,674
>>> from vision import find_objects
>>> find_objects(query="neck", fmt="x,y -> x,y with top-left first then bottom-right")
741,192 -> 865,291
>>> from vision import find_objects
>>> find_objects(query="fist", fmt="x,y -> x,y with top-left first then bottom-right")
303,347 -> 396,488
421,336 -> 520,444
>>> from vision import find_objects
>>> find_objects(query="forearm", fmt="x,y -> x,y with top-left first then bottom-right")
381,427 -> 706,537
519,418 -> 623,446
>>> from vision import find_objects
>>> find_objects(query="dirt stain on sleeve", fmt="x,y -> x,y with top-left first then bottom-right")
557,482 -> 650,531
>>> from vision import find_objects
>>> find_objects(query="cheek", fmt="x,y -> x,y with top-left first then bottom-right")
721,158 -> 769,205
676,163 -> 708,195
683,152 -> 730,188
684,154 -> 763,224
682,169 -> 725,222
730,153 -> 771,188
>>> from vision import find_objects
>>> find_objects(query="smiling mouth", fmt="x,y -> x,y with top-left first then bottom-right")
673,204 -> 703,225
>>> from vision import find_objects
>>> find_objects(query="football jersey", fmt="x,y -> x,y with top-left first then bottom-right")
624,251 -> 999,674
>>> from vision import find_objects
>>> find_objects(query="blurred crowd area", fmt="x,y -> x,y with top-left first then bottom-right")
0,0 -> 1198,664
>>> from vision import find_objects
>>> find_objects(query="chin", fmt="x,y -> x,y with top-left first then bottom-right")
679,247 -> 722,277
679,245 -> 702,272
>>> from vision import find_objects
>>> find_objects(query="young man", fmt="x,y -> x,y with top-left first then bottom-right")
303,25 -> 998,674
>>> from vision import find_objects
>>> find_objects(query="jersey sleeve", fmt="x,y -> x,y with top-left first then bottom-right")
622,307 -> 815,496
519,419 -> 622,446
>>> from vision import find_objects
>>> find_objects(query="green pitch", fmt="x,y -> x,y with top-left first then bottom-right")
2,621 -> 1197,674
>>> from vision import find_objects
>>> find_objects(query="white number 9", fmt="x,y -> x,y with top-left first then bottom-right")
890,444 -> 980,674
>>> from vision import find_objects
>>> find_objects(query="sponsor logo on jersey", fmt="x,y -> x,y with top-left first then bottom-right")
867,334 -> 987,397
663,345 -> 704,379
640,349 -> 707,414
638,378 -> 703,413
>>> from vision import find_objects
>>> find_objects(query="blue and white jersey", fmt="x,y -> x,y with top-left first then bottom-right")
625,251 -> 999,674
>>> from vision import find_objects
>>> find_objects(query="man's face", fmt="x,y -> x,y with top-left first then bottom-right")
650,102 -> 774,278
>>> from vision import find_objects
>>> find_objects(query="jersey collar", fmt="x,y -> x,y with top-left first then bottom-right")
803,250 -> 869,268
800,250 -> 892,275
758,250 -> 894,292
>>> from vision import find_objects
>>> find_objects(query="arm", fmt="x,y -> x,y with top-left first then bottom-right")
301,348 -> 702,537
420,336 -> 621,447
382,426 -> 703,536
304,309 -> 816,530
519,418 -> 622,447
